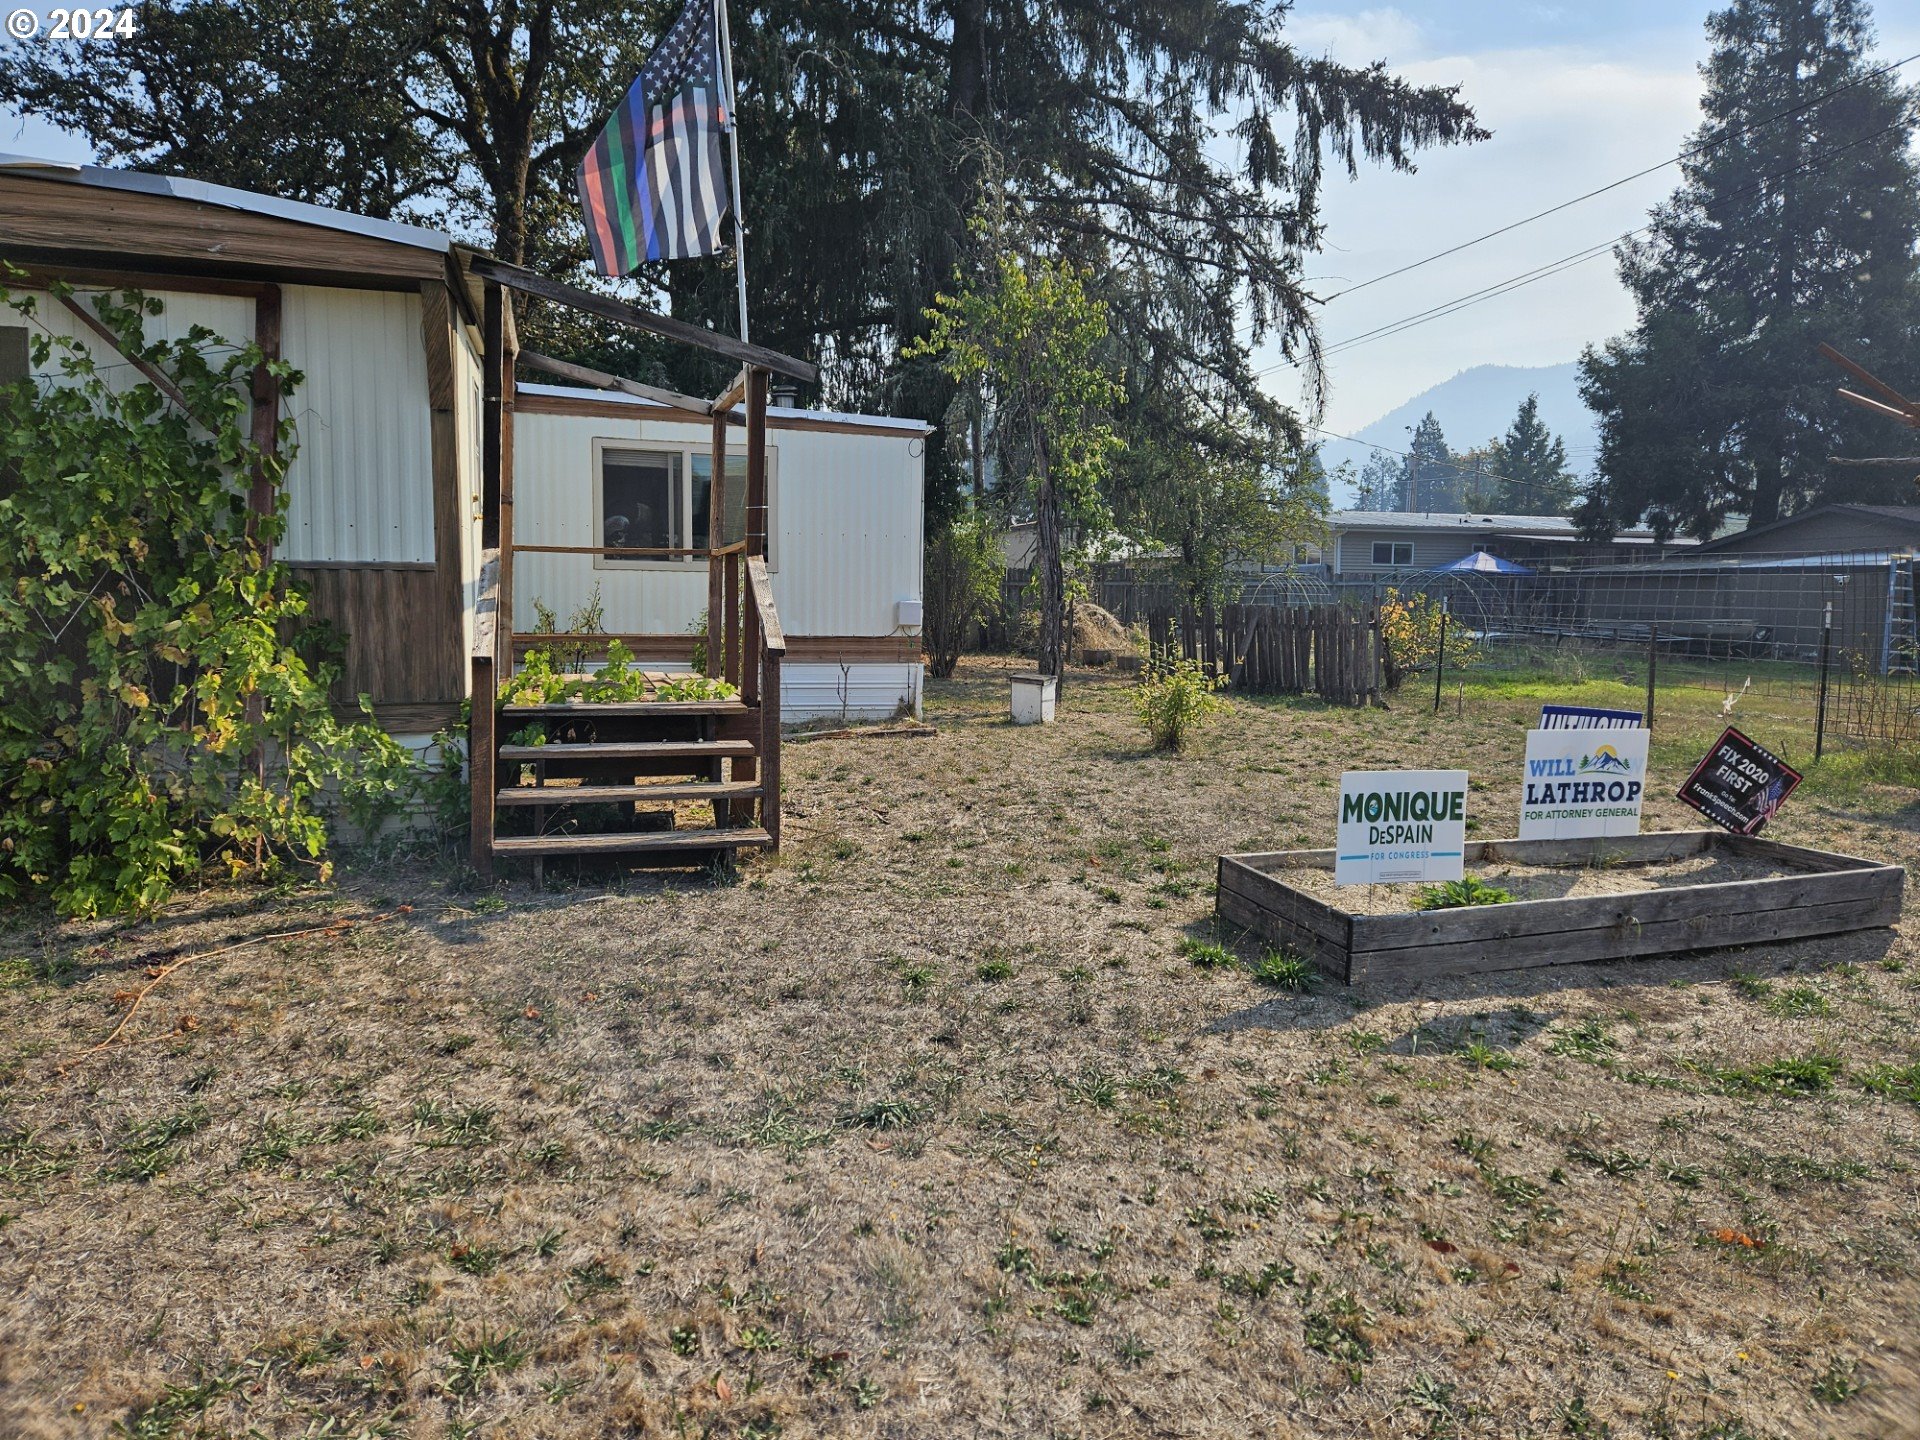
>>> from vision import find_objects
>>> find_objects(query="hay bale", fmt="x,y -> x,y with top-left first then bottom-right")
1070,603 -> 1133,663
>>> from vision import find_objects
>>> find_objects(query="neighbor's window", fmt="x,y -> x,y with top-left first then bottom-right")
1372,541 -> 1414,566
596,442 -> 774,566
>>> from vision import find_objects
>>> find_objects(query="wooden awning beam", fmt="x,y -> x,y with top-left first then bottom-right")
519,349 -> 742,421
1838,388 -> 1920,426
1818,343 -> 1919,417
712,365 -> 751,414
464,253 -> 818,384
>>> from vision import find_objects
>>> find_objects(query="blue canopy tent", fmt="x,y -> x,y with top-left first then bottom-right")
1442,550 -> 1532,575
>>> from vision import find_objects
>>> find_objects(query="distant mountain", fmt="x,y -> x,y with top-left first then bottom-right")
1319,362 -> 1598,507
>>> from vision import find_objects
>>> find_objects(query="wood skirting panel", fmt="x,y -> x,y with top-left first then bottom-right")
290,564 -> 461,707
787,635 -> 922,662
332,701 -> 461,734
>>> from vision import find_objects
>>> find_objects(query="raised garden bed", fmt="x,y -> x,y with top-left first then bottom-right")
1217,830 -> 1905,985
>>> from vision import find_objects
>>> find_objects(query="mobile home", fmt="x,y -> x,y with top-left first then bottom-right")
2,157 -> 923,872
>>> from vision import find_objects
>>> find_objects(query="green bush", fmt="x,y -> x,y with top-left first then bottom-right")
0,284 -> 418,915
1133,648 -> 1227,751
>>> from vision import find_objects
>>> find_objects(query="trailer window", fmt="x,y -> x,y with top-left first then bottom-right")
1372,541 -> 1414,566
601,449 -> 681,557
593,442 -> 777,569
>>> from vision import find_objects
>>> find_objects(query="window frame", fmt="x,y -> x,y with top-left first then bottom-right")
591,436 -> 778,572
1371,540 -> 1414,567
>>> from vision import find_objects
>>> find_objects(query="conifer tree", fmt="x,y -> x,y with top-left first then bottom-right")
1490,394 -> 1578,515
1579,0 -> 1920,537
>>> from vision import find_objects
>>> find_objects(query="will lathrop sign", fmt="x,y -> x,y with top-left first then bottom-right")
1335,771 -> 1468,885
1518,728 -> 1649,840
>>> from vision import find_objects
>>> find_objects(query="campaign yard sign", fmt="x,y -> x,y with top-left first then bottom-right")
1539,704 -> 1644,730
1678,727 -> 1802,835
1336,770 -> 1468,886
1518,727 -> 1649,839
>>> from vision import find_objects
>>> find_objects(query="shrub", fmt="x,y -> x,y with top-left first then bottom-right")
1379,588 -> 1474,688
1133,648 -> 1227,751
924,511 -> 1001,680
0,284 -> 417,915
1412,876 -> 1514,911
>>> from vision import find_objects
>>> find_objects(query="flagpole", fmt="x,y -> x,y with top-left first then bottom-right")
717,0 -> 750,345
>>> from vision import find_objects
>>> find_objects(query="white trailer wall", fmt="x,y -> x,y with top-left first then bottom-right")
15,282 -> 439,569
513,384 -> 927,721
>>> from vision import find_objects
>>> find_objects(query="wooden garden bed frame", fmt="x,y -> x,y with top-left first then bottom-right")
1217,830 -> 1904,985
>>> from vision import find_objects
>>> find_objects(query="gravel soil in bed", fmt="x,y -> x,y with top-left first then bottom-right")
1282,849 -> 1804,915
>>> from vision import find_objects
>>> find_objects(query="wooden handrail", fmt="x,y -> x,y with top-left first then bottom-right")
511,542 -> 753,559
746,556 -> 786,655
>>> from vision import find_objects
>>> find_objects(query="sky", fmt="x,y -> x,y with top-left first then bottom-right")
1261,0 -> 1920,448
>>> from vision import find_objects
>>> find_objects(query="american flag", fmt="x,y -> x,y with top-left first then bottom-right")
577,0 -> 731,276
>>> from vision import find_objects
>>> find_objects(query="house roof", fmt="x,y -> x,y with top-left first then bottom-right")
1691,503 -> 1920,553
0,151 -> 452,254
515,381 -> 934,436
1329,510 -> 1681,543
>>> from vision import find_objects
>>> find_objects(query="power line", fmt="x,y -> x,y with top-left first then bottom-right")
1315,48 -> 1920,305
1275,114 -> 1912,372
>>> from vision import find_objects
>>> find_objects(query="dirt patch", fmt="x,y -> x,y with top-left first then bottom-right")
1283,848 -> 1805,914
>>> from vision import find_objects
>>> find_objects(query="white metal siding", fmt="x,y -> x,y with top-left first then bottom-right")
278,286 -> 436,564
512,408 -> 926,640
1338,530 -> 1487,575
16,285 -> 256,392
455,325 -> 485,663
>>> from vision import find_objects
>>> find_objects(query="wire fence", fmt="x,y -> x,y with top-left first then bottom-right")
1000,551 -> 1920,751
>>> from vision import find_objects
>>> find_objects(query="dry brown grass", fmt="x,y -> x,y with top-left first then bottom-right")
2,654 -> 1918,1439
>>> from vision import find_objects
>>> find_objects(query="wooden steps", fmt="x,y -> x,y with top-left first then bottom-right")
491,826 -> 773,856
497,738 -> 755,761
500,700 -> 749,718
495,781 -> 761,807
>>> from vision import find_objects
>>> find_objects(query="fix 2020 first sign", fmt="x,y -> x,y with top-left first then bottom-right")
1335,770 -> 1468,886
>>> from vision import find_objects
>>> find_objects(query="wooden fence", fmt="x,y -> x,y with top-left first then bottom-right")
1145,603 -> 1383,706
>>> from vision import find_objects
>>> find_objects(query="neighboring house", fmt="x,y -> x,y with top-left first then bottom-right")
1327,511 -> 1689,577
1688,504 -> 1920,558
1,155 -> 929,735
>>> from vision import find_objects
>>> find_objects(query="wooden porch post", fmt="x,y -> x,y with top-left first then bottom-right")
707,410 -> 727,678
247,284 -> 283,547
742,368 -> 768,702
481,284 -> 503,554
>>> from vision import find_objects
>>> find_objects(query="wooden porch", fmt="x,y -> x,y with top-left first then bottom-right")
462,258 -> 817,880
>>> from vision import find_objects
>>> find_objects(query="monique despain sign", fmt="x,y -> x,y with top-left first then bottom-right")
1339,786 -> 1465,846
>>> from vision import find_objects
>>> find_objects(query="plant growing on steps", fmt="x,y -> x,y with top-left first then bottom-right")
498,642 -> 738,706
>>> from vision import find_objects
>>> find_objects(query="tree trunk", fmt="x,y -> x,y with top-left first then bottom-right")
1036,451 -> 1064,682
